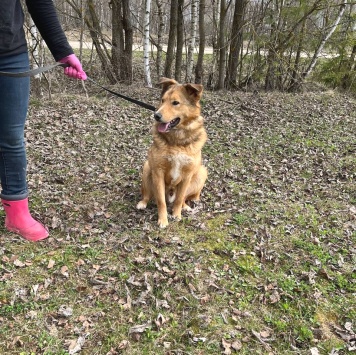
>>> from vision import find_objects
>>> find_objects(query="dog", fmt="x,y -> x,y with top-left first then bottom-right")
137,77 -> 208,228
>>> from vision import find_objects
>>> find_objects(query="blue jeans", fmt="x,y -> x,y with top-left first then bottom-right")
0,52 -> 30,200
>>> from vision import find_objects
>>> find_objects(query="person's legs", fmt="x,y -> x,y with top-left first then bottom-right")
0,52 -> 29,199
0,52 -> 48,241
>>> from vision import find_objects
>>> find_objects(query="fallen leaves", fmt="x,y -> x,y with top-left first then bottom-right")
129,321 -> 152,341
222,337 -> 242,354
67,334 -> 87,354
47,259 -> 55,269
0,87 -> 355,354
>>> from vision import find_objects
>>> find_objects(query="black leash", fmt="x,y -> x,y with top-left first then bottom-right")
0,62 -> 156,112
86,76 -> 156,112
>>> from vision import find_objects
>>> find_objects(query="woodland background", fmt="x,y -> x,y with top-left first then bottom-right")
25,0 -> 356,93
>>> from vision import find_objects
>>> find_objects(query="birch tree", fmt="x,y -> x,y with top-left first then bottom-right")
143,0 -> 152,87
303,2 -> 347,79
186,0 -> 198,82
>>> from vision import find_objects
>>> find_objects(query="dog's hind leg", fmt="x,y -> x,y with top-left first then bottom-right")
185,165 -> 207,202
137,161 -> 152,209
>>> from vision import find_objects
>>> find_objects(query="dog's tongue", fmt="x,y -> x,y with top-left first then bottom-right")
158,122 -> 170,133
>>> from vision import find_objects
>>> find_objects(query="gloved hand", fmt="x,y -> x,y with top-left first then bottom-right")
59,54 -> 87,80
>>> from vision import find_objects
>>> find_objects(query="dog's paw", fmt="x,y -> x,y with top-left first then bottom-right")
136,201 -> 147,210
182,203 -> 192,211
172,213 -> 182,221
158,218 -> 169,228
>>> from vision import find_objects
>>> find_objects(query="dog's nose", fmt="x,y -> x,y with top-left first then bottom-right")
154,112 -> 162,122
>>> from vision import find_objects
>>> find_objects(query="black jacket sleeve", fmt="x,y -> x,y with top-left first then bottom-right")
25,0 -> 73,61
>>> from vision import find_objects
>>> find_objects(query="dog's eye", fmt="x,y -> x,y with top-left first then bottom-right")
172,101 -> 180,106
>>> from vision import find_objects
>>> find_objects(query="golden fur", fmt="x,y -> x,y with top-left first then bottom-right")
137,77 -> 208,228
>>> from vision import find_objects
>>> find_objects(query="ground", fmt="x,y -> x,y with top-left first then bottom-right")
0,80 -> 355,355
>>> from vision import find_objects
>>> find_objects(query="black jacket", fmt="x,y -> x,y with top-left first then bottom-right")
0,0 -> 73,60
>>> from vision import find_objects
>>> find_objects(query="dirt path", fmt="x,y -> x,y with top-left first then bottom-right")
68,40 -> 215,54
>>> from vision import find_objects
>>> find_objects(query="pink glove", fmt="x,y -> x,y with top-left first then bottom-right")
59,54 -> 87,80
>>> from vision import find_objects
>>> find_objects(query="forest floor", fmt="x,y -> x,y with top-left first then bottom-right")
0,79 -> 355,355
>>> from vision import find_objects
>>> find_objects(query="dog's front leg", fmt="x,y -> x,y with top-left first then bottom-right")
152,171 -> 168,228
172,177 -> 192,221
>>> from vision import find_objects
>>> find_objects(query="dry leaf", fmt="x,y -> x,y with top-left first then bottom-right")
222,338 -> 232,355
47,259 -> 55,269
129,322 -> 151,335
58,305 -> 73,317
260,330 -> 271,338
68,335 -> 86,354
13,259 -> 25,267
61,265 -> 69,277
231,340 -> 242,351
118,340 -> 129,349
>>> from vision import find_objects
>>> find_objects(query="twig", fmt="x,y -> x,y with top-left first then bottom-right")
251,330 -> 273,352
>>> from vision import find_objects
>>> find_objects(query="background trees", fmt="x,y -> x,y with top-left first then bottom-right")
28,0 -> 356,92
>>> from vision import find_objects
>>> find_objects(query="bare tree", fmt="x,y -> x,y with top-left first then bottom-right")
164,1 -> 178,78
303,2 -> 347,79
143,0 -> 152,87
186,0 -> 198,82
155,0 -> 164,77
207,0 -> 220,89
226,0 -> 247,89
86,0 -> 116,82
217,0 -> 232,89
341,3 -> 356,90
195,0 -> 206,84
111,0 -> 133,84
175,0 -> 184,82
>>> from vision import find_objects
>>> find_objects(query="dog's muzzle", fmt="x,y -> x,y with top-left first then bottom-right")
154,112 -> 163,122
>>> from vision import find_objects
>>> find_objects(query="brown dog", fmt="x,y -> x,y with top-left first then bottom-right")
137,77 -> 208,228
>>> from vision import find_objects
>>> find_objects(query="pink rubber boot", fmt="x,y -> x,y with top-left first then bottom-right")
1,198 -> 49,241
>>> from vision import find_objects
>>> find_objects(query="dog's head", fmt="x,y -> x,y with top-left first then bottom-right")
154,77 -> 203,133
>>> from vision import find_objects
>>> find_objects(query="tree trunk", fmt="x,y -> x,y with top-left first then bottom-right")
143,0 -> 152,87
265,0 -> 285,91
175,0 -> 184,82
122,0 -> 133,84
288,15 -> 306,92
186,0 -> 198,82
87,0 -> 116,83
195,0 -> 205,84
207,0 -> 220,89
111,0 -> 133,84
217,0 -> 227,89
226,0 -> 247,89
164,0 -> 178,78
342,3 -> 356,89
155,0 -> 164,78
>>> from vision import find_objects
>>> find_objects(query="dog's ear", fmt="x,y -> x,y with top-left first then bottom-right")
158,77 -> 178,97
183,83 -> 203,102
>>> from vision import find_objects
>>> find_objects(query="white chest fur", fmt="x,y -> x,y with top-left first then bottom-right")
167,154 -> 193,182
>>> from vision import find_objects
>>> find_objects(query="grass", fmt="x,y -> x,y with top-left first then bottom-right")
0,85 -> 355,354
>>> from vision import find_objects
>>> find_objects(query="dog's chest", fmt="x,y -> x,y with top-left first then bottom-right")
167,154 -> 193,182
